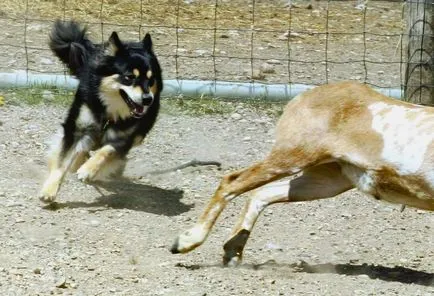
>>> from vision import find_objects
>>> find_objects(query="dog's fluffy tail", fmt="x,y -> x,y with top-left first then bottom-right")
49,20 -> 95,77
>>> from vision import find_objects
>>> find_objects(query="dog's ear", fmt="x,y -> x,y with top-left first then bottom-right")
106,31 -> 124,56
142,33 -> 153,51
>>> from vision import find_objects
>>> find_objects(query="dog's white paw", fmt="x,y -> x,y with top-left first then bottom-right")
39,173 -> 61,203
39,186 -> 58,203
77,166 -> 95,183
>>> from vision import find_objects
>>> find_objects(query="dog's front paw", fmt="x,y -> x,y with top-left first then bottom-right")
38,184 -> 59,203
77,165 -> 96,183
39,173 -> 61,203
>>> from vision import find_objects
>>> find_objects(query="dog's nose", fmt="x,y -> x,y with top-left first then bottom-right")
142,93 -> 154,106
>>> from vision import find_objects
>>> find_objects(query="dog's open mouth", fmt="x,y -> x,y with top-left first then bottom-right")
119,89 -> 148,118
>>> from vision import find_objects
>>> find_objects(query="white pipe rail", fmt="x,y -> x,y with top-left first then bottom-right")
0,71 -> 403,100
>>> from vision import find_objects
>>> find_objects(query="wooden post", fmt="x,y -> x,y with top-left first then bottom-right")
404,0 -> 434,105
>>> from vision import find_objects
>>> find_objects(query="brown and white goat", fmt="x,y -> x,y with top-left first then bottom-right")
171,81 -> 434,266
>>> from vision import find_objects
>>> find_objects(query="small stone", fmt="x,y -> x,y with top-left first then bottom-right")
266,59 -> 282,65
194,49 -> 208,56
40,58 -> 54,65
55,276 -> 67,288
260,63 -> 275,74
231,113 -> 242,120
265,242 -> 283,251
89,220 -> 100,227
42,90 -> 55,101
278,31 -> 303,40
250,69 -> 265,80
341,213 -> 352,218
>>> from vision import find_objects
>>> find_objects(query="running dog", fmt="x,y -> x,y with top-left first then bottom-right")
39,20 -> 163,202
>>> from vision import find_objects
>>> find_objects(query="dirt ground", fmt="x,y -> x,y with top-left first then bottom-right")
0,1 -> 433,295
0,100 -> 433,296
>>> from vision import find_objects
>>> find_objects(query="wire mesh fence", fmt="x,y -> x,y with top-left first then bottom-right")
0,0 -> 427,98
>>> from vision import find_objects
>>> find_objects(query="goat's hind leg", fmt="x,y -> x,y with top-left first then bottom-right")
170,148 -> 324,254
222,162 -> 353,266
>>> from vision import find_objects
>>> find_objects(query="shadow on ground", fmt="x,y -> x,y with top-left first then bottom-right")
175,260 -> 434,286
44,179 -> 192,216
287,260 -> 434,286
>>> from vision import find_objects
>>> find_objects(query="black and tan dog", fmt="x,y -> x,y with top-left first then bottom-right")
39,20 -> 163,202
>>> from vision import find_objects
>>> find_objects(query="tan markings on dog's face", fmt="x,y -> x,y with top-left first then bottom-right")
99,74 -> 131,120
146,70 -> 152,79
130,86 -> 144,101
119,85 -> 144,104
133,68 -> 140,78
150,83 -> 158,96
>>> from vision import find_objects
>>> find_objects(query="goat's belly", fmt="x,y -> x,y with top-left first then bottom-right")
374,174 -> 434,211
341,163 -> 434,211
376,187 -> 434,211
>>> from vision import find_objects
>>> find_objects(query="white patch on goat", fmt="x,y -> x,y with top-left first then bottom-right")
369,102 -> 434,174
251,180 -> 289,201
341,164 -> 376,195
176,224 -> 207,252
243,180 -> 289,228
427,171 -> 434,190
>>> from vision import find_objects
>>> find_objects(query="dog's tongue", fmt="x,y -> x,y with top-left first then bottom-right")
135,106 -> 144,114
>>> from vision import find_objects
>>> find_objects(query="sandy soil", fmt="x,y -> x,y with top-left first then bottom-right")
0,1 -> 432,295
0,102 -> 433,296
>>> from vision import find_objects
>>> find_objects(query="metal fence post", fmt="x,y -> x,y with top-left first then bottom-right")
404,0 -> 434,105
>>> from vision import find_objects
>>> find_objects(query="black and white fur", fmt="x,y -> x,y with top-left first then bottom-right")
40,20 -> 163,202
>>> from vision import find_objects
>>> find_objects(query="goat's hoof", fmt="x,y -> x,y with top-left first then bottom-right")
170,226 -> 206,254
170,234 -> 198,254
223,254 -> 242,267
170,238 -> 181,254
